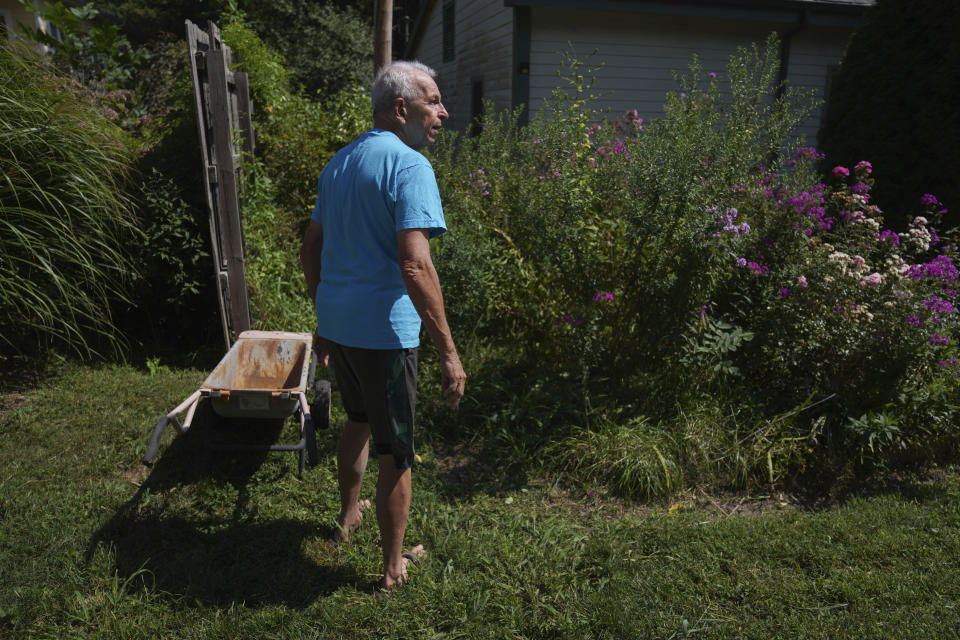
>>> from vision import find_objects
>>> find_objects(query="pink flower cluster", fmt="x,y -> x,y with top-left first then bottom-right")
467,169 -> 491,196
860,273 -> 883,288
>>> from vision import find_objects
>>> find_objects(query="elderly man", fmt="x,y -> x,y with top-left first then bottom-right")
299,60 -> 465,592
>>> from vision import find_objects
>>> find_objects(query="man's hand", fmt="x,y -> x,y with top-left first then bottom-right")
312,331 -> 329,368
440,353 -> 466,409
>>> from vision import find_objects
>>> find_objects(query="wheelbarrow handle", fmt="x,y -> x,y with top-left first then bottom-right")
143,416 -> 169,465
143,390 -> 202,465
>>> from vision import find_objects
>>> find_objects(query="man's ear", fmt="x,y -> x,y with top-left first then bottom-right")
394,98 -> 406,120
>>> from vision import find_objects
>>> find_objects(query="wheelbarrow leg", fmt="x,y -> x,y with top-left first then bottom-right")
297,392 -> 318,472
304,413 -> 317,468
143,390 -> 202,465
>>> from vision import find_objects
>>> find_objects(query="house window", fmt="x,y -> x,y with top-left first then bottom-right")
442,1 -> 455,62
470,80 -> 484,137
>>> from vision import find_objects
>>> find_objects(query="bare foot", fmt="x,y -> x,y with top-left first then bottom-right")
329,498 -> 371,546
379,544 -> 427,592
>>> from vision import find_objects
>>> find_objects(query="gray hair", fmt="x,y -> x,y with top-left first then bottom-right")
371,60 -> 438,115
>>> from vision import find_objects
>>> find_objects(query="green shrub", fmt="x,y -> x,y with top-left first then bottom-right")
238,158 -> 314,332
223,16 -> 372,215
545,417 -> 681,499
0,41 -> 139,358
432,35 -> 816,411
221,18 -> 371,330
427,33 -> 960,488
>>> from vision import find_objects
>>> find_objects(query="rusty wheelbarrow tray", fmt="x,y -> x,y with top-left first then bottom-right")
143,330 -> 331,476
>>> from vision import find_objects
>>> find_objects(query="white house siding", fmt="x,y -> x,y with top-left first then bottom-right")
784,26 -> 853,144
0,0 -> 59,52
527,7 -> 850,145
410,0 -> 514,133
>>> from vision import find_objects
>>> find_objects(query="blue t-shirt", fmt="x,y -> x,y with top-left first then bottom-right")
311,129 -> 447,349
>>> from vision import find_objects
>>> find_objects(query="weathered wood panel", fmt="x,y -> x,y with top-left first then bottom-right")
186,19 -> 251,349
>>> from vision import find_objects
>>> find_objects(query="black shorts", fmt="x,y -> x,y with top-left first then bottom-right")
325,340 -> 418,470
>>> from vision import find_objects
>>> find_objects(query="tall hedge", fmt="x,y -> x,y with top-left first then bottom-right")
818,0 -> 960,229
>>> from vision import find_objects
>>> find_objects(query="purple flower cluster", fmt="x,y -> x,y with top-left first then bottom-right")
906,256 -> 958,285
555,315 -> 582,326
920,193 -> 949,216
928,333 -> 950,346
921,295 -> 957,323
592,293 -> 616,301
596,138 -> 631,160
878,229 -> 900,247
793,146 -> 825,162
782,184 -> 831,236
712,207 -> 750,238
745,261 -> 769,275
624,109 -> 643,129
777,287 -> 790,297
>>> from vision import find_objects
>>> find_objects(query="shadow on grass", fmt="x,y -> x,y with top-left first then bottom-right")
786,463 -> 960,512
87,401 -> 354,608
427,436 -> 534,502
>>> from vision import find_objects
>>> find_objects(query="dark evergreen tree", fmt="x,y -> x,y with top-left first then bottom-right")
819,0 -> 960,230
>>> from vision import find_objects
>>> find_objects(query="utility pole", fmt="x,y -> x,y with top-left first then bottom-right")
374,0 -> 393,72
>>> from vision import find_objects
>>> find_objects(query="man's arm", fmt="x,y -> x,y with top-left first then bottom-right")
398,228 -> 466,409
300,220 -> 328,366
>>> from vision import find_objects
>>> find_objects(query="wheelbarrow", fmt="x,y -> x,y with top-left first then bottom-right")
143,330 -> 331,477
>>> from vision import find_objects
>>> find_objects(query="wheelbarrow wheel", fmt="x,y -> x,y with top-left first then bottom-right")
305,379 -> 330,469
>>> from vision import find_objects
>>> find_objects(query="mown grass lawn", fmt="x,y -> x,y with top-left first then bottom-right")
1,362 -> 958,639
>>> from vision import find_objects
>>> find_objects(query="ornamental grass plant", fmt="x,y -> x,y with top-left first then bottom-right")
0,40 -> 139,359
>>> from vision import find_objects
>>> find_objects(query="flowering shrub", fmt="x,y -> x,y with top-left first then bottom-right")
710,152 -> 959,456
428,34 -> 958,487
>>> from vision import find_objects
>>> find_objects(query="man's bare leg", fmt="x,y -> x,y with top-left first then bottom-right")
332,420 -> 372,544
376,454 -> 425,589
